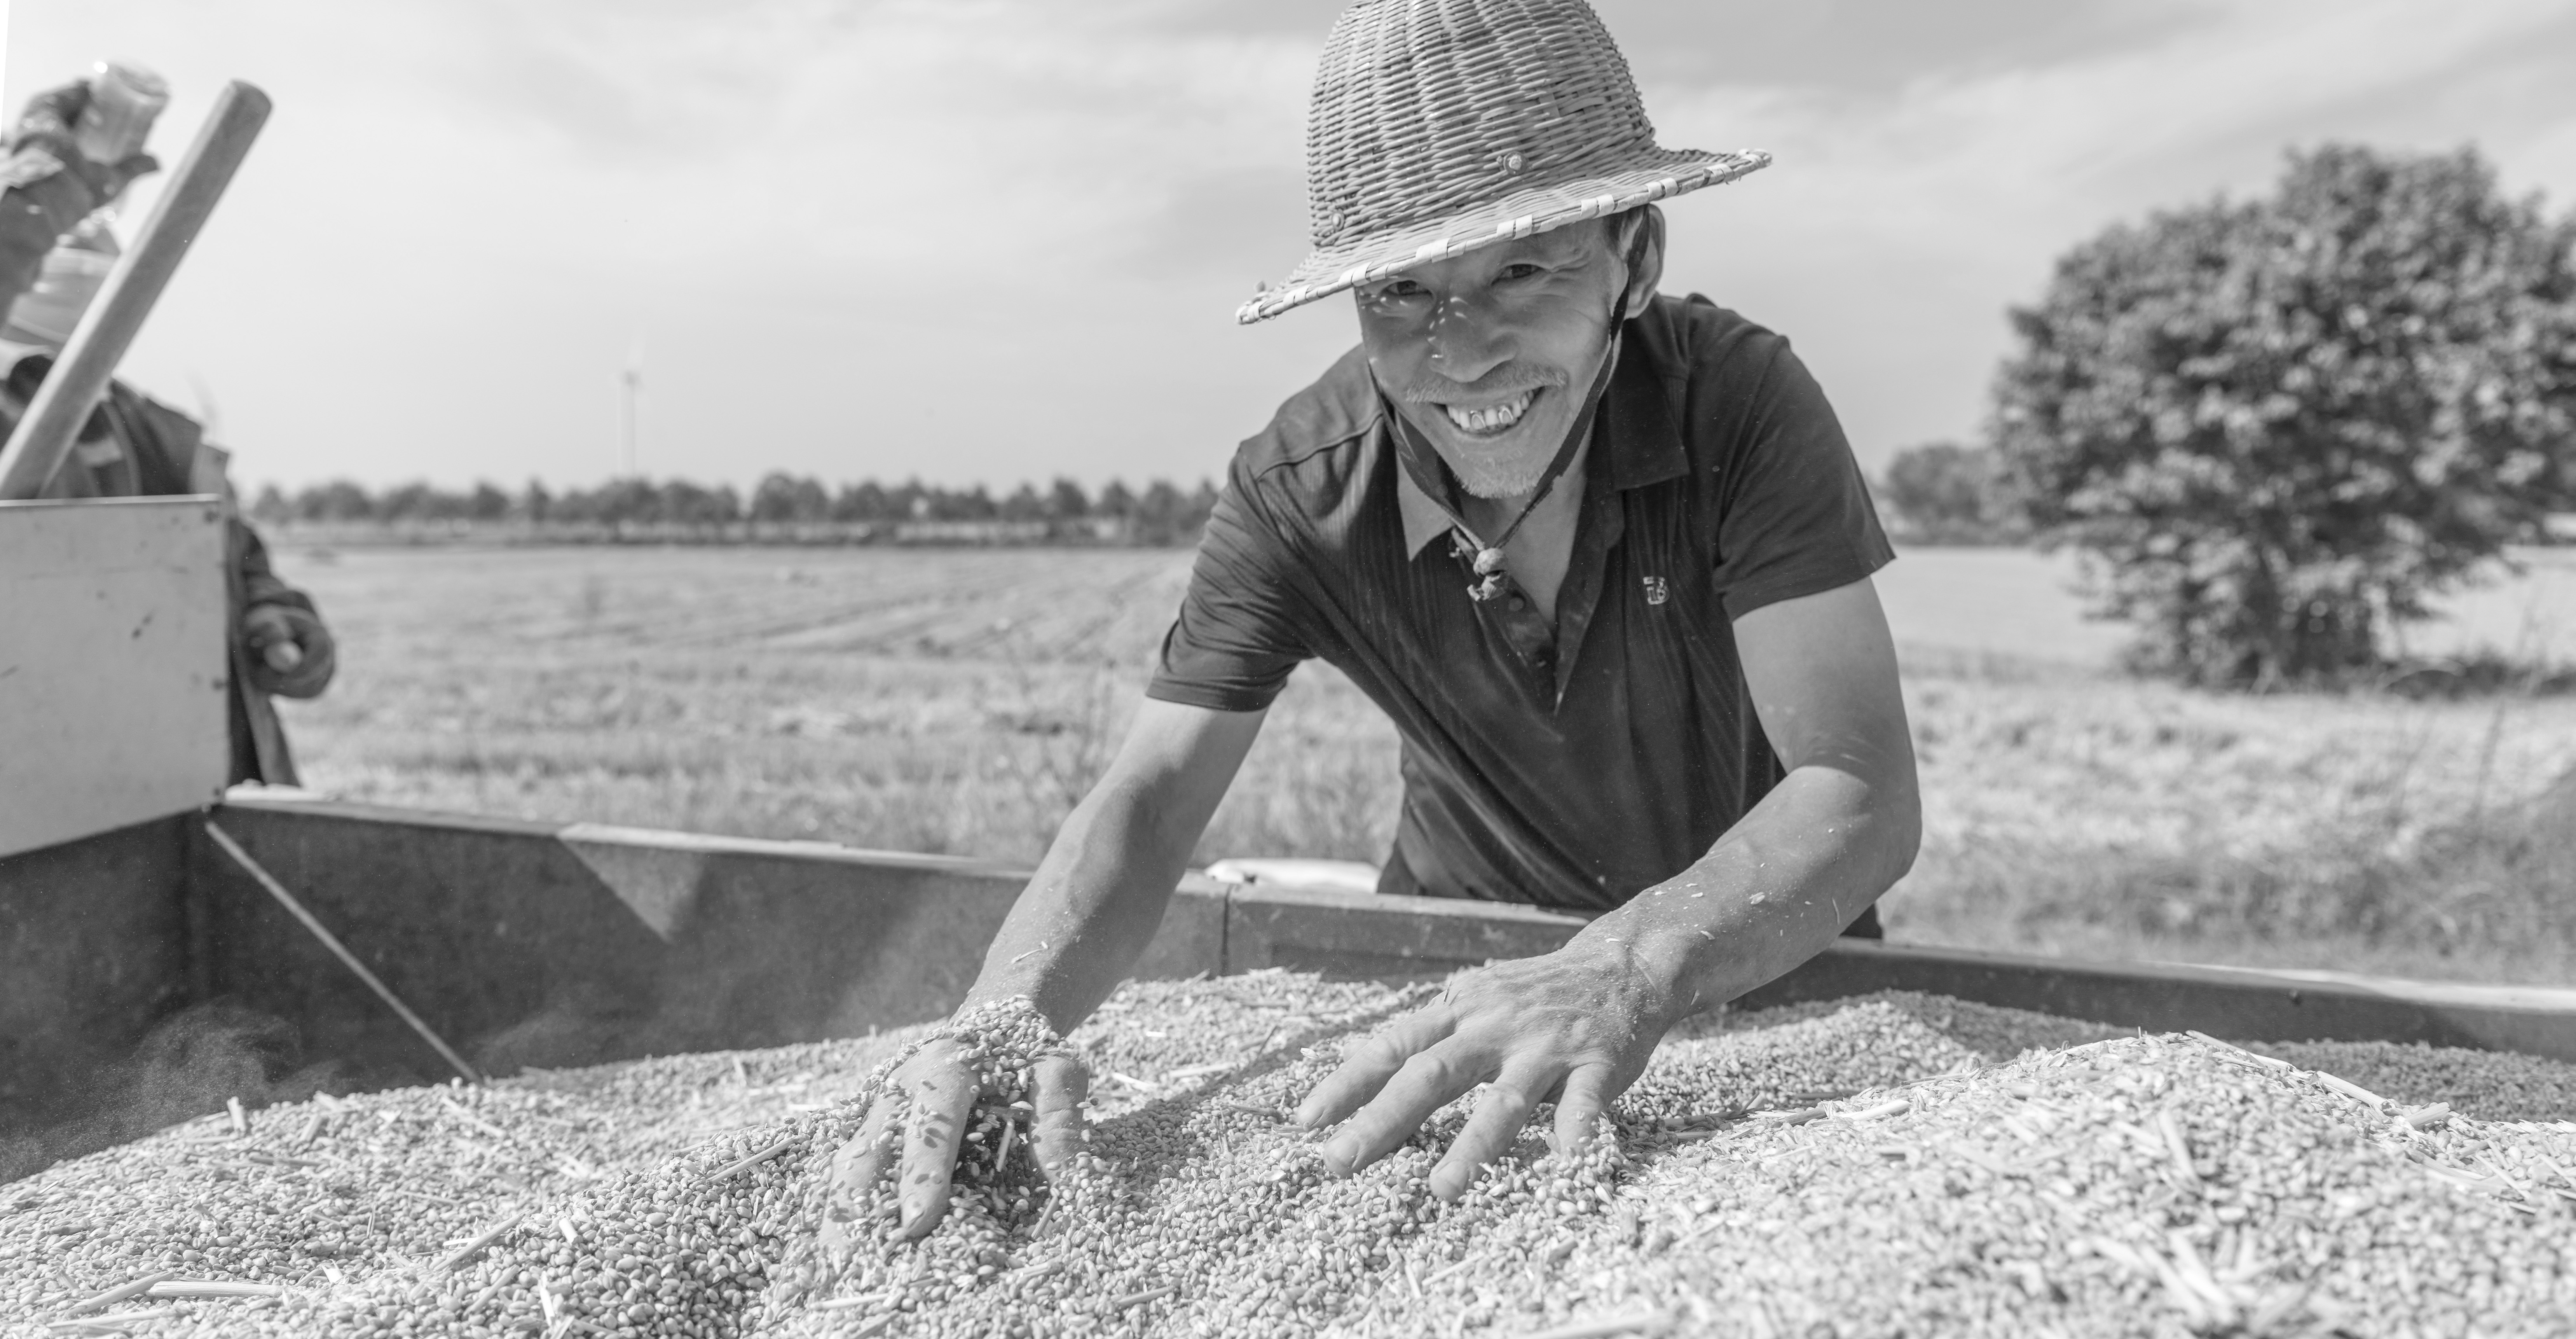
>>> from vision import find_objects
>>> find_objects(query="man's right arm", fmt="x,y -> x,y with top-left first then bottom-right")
962,698 -> 1267,1031
822,697 -> 1266,1241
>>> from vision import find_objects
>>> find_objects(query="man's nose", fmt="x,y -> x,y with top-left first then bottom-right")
1423,291 -> 1512,383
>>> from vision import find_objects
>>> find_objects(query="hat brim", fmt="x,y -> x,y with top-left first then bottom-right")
1237,148 -> 1769,325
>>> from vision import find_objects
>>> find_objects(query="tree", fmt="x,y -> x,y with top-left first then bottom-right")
1878,442 -> 2024,545
1000,482 -> 1047,522
1046,477 -> 1091,520
248,483 -> 290,524
468,481 -> 511,522
295,480 -> 375,522
832,480 -> 892,522
1993,144 -> 2576,688
1132,479 -> 1191,545
749,472 -> 829,523
590,477 -> 661,525
658,479 -> 738,527
377,481 -> 446,522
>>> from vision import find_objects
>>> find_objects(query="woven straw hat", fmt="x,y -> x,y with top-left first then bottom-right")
1238,0 -> 1767,325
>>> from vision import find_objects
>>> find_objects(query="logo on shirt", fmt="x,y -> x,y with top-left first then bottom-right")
1642,575 -> 1669,606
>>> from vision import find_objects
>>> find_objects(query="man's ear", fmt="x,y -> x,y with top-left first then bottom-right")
1622,205 -> 1665,320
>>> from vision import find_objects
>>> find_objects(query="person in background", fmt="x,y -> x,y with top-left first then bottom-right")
1,66 -> 161,316
0,70 -> 335,785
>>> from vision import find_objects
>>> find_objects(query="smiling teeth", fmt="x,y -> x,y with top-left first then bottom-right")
1444,390 -> 1536,434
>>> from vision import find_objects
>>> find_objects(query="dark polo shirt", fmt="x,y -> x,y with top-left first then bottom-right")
1149,293 -> 1894,912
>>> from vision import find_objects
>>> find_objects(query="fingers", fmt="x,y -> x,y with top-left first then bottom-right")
817,1100 -> 902,1253
1027,1054 -> 1090,1180
896,1061 -> 979,1239
1293,1003 -> 1458,1131
1318,1037 -> 1490,1178
1550,1065 -> 1613,1164
263,640 -> 305,672
1428,1064 -> 1550,1202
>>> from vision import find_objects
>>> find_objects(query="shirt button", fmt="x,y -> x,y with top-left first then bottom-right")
1508,596 -> 1527,612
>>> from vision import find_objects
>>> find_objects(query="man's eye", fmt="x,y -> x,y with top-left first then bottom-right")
1497,263 -> 1545,281
1375,280 -> 1429,300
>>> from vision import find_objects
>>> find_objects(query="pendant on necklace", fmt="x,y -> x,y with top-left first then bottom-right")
1464,545 -> 1509,601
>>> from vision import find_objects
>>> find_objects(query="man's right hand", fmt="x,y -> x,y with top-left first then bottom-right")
810,699 -> 1264,1253
818,1035 -> 1090,1251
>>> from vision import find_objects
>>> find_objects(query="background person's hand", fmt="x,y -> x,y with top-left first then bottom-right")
818,1037 -> 1089,1251
241,603 -> 335,698
1292,940 -> 1673,1201
8,79 -> 159,204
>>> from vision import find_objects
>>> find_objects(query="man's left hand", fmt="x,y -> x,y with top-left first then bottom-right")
1292,938 -> 1672,1200
242,603 -> 335,699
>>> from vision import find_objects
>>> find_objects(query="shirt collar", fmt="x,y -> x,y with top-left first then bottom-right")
1390,327 -> 1688,558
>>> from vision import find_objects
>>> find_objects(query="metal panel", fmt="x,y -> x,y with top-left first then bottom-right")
0,496 -> 229,858
1224,881 -> 1589,980
1741,940 -> 2576,1060
0,815 -> 192,1133
1220,885 -> 2576,1061
177,798 -> 2576,1098
197,795 -> 1228,1082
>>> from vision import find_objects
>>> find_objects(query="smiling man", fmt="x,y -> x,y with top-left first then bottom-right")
825,0 -> 1920,1241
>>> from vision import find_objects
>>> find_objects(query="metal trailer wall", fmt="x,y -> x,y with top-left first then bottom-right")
0,497 -> 232,861
0,815 -> 194,1131
9,790 -> 2576,1142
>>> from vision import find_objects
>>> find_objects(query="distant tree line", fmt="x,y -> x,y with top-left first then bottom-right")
246,473 -> 1226,546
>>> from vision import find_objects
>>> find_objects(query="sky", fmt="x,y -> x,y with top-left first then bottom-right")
5,0 -> 2574,495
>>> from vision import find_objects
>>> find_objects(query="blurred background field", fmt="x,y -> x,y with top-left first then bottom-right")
268,543 -> 2576,989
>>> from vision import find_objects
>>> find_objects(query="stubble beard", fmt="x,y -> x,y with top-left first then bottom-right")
1400,366 -> 1572,502
1449,451 -> 1554,500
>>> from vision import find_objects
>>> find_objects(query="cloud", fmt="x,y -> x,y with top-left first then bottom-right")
1637,0 -> 2576,454
7,0 -> 2573,490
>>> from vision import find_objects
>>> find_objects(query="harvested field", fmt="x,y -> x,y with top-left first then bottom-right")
10,975 -> 2576,1337
265,544 -> 2576,986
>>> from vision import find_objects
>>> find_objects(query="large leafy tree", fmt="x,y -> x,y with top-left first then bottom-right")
1994,144 -> 2576,687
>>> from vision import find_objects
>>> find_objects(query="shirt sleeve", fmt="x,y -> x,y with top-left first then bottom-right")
1145,464 -> 1314,713
1708,341 -> 1896,619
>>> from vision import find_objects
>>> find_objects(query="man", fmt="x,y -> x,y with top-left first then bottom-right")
1,77 -> 336,785
828,0 -> 1919,1241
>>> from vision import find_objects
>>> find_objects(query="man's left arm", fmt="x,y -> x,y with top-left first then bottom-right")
1295,575 -> 1919,1198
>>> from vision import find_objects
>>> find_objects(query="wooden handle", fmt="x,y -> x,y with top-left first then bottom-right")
0,81 -> 271,500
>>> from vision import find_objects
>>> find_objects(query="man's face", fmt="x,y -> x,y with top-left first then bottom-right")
1356,215 -> 1650,500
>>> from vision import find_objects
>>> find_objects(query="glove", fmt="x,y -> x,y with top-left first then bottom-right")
241,603 -> 337,699
7,79 -> 159,205
9,80 -> 89,152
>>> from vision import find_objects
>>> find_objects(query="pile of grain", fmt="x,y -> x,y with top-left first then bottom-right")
9,976 -> 2576,1337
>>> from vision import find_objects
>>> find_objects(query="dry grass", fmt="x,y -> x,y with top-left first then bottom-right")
270,545 -> 1401,868
1889,645 -> 2576,984
268,544 -> 2576,988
